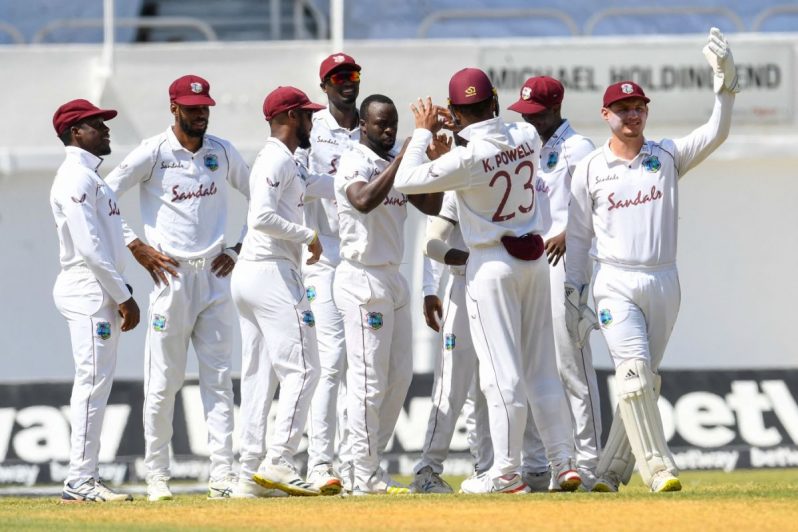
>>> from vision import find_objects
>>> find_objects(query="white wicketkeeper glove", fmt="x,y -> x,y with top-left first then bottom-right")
702,27 -> 740,94
564,283 -> 599,349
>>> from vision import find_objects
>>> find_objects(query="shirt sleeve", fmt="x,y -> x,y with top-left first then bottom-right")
60,175 -> 130,303
672,91 -> 734,178
394,129 -> 474,194
223,142 -> 251,243
105,142 -> 157,246
565,159 -> 595,288
248,156 -> 316,244
422,255 -> 444,297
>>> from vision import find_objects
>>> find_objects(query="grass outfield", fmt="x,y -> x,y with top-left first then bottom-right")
1,469 -> 796,531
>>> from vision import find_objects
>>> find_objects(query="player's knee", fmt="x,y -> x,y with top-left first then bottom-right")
615,358 -> 656,398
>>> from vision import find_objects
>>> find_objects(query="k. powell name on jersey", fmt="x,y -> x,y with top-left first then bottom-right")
481,142 -> 535,172
607,185 -> 663,212
171,182 -> 218,202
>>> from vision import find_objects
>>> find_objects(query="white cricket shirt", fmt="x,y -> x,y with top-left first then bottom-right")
50,146 -> 130,303
566,91 -> 734,287
336,143 -> 406,267
105,127 -> 250,260
536,120 -> 595,239
422,191 -> 467,296
395,117 -> 544,249
296,108 -> 360,266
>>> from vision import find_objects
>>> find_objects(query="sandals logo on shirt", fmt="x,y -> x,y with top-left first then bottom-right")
95,321 -> 112,340
642,155 -> 661,173
546,151 -> 559,169
152,314 -> 167,332
302,310 -> 316,327
444,333 -> 456,350
366,312 -> 383,330
204,153 -> 219,171
598,309 -> 613,327
306,286 -> 317,303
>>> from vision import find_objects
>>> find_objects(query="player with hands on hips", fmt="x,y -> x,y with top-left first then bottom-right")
566,28 -> 737,493
105,75 -> 251,501
232,86 -> 331,497
51,99 -> 139,503
395,69 -> 579,494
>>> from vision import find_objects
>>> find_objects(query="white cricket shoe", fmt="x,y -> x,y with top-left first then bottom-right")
459,472 -> 530,494
338,460 -> 354,494
552,460 -> 582,492
207,474 -> 237,499
351,468 -> 411,495
650,470 -> 682,493
521,470 -> 551,493
61,479 -> 133,503
307,464 -> 343,496
146,475 -> 173,502
411,466 -> 453,494
231,477 -> 288,499
253,459 -> 319,496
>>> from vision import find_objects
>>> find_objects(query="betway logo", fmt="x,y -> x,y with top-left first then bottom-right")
607,379 -> 798,448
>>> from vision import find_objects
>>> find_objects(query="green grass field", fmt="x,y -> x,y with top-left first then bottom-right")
1,469 -> 796,531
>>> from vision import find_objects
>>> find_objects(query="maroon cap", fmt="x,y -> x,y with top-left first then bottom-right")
448,68 -> 495,106
263,86 -> 325,121
603,81 -> 650,108
53,99 -> 117,136
319,53 -> 361,81
508,76 -> 564,114
169,75 -> 216,106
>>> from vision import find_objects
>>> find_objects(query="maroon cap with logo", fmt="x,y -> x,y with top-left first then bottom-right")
53,99 -> 117,136
508,76 -> 564,114
603,80 -> 650,108
448,68 -> 495,106
319,53 -> 361,81
169,75 -> 216,106
263,86 -> 325,121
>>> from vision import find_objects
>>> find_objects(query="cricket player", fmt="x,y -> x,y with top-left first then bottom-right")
296,53 -> 362,494
234,86 -> 330,497
334,94 -> 441,495
566,28 -> 737,493
105,75 -> 250,501
508,76 -> 606,490
51,99 -> 139,502
395,68 -> 578,494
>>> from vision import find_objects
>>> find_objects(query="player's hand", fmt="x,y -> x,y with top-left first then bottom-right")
423,294 -> 443,332
410,97 -> 447,133
564,283 -> 598,349
545,232 -> 566,266
306,233 -> 323,265
426,133 -> 453,160
128,238 -> 179,286
211,244 -> 240,278
702,27 -> 739,93
118,297 -> 140,332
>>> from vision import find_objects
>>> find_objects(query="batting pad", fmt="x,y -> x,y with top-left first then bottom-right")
596,405 -> 635,486
615,359 -> 677,487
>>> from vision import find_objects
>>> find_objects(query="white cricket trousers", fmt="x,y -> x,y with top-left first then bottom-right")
232,259 -> 320,471
551,257 -> 602,476
334,260 -> 413,487
416,273 -> 478,475
143,257 -> 235,481
303,260 -> 348,470
466,245 -> 573,479
592,262 -> 680,371
53,269 -> 122,487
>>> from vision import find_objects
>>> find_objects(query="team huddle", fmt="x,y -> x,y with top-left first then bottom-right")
49,27 -> 738,502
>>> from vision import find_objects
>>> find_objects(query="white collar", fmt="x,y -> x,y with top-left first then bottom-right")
64,146 -> 103,172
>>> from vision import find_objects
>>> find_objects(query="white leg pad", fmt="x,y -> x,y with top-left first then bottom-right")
615,359 -> 677,487
596,405 -> 634,485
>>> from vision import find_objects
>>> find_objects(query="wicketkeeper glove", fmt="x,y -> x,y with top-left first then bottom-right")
564,283 -> 599,349
702,27 -> 740,94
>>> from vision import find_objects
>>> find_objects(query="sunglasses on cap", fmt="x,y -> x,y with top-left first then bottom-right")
327,71 -> 361,85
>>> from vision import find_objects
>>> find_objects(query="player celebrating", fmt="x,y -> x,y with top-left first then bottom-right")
334,94 -> 441,495
105,75 -> 250,501
51,99 -> 139,502
297,53 -> 362,494
508,76 -> 606,490
566,28 -> 737,493
395,69 -> 578,494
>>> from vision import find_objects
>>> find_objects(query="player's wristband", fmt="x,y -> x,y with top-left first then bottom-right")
223,247 -> 238,263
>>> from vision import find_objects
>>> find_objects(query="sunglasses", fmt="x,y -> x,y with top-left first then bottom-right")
327,71 -> 361,85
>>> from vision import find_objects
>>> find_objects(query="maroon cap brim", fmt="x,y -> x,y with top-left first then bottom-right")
172,95 -> 216,106
507,99 -> 548,114
299,102 -> 326,113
